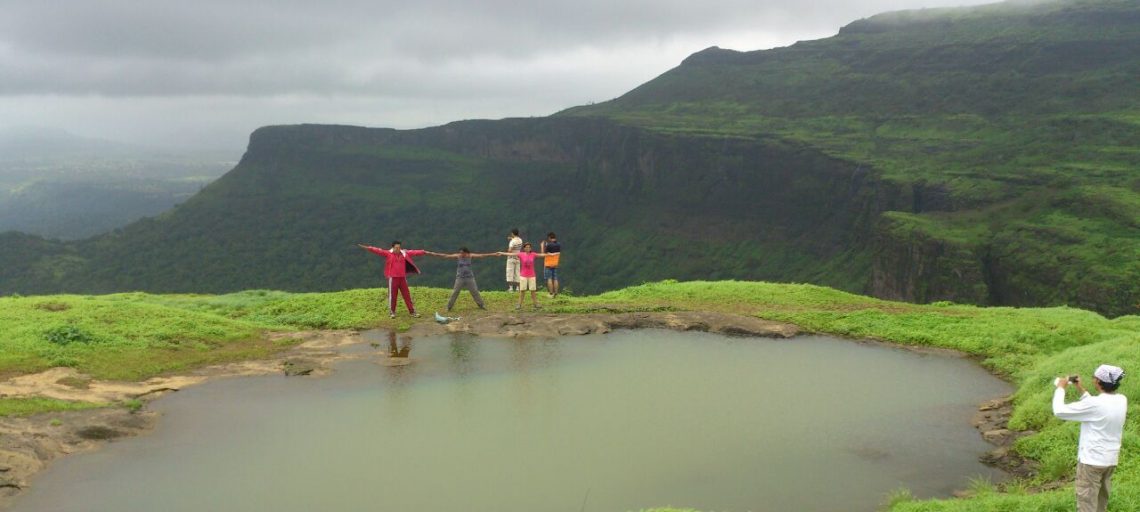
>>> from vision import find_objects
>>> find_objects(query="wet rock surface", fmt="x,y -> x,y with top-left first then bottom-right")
411,311 -> 800,339
973,397 -> 1038,478
74,426 -> 123,441
0,408 -> 159,506
282,358 -> 320,377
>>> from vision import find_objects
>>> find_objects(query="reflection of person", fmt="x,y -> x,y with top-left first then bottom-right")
540,232 -> 561,298
498,242 -> 556,310
1053,364 -> 1128,512
505,229 -> 523,292
358,241 -> 425,319
425,247 -> 496,312
387,330 -> 411,358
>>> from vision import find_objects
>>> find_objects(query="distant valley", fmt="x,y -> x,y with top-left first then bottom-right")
0,128 -> 235,239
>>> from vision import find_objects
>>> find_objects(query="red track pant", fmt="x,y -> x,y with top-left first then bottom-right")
388,277 -> 415,314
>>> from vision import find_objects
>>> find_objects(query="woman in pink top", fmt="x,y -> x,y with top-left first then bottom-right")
497,242 -> 555,310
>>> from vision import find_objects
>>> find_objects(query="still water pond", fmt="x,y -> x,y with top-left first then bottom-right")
13,330 -> 1009,512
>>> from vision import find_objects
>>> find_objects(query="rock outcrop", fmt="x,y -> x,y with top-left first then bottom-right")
409,311 -> 800,339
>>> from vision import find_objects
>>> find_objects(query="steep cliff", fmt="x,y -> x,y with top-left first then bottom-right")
2,118 -> 897,296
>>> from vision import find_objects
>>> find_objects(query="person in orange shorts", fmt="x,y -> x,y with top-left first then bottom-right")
540,232 -> 561,298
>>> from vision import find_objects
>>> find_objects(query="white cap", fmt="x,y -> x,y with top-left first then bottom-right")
1094,365 -> 1125,384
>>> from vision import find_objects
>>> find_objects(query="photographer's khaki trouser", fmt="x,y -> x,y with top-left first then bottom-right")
1076,462 -> 1115,512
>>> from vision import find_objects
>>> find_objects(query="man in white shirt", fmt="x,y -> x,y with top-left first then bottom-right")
505,228 -> 523,292
1053,364 -> 1128,512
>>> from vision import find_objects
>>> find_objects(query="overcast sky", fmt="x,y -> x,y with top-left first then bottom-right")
0,0 -> 994,151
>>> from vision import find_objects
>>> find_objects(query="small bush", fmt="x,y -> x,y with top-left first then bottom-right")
122,399 -> 144,413
882,488 -> 915,508
967,475 -> 996,496
48,355 -> 81,368
44,324 -> 96,346
34,301 -> 71,312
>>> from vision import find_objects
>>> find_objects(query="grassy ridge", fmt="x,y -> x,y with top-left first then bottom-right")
563,0 -> 1140,316
1,281 -> 1137,510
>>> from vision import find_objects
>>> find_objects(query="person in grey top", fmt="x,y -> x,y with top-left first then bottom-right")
426,247 -> 496,311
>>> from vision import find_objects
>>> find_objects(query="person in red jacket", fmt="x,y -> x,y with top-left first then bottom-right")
358,241 -> 425,319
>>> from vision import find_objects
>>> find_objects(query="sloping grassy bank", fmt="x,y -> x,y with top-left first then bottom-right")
1,281 -> 1137,510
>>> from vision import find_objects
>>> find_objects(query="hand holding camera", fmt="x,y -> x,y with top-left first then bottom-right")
1054,374 -> 1082,388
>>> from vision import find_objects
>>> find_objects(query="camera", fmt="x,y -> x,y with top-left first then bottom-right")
1068,375 -> 1080,384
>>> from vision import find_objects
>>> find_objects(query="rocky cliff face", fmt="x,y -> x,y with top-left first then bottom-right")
237,119 -> 1002,301
869,215 -> 989,305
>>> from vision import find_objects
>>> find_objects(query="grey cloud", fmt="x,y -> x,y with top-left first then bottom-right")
1,0 -> 993,97
0,0 -> 996,147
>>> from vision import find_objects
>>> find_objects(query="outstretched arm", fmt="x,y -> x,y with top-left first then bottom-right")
358,244 -> 390,256
425,251 -> 458,259
469,253 -> 499,258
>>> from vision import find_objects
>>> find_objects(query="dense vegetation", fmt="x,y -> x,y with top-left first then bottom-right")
1,281 -> 1137,511
563,0 -> 1140,316
0,120 -> 876,297
1,0 -> 1138,317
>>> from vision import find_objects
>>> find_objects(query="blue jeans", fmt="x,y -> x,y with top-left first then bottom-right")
544,267 -> 559,280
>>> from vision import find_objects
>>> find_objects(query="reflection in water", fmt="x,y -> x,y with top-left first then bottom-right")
387,330 -> 413,358
446,335 -> 478,377
506,339 -> 565,413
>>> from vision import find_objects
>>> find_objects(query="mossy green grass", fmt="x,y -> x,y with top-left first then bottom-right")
0,397 -> 107,418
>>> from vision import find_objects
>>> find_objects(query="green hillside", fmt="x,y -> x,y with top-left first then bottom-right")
562,0 -> 1140,315
1,0 -> 1138,316
0,120 -> 878,296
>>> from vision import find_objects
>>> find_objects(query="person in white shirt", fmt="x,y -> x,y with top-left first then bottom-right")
1053,364 -> 1128,512
505,228 -> 523,292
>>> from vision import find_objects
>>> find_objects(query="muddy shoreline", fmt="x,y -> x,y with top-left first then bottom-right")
0,311 -> 1027,509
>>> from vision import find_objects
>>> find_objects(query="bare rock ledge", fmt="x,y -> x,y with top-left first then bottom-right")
409,311 -> 800,339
